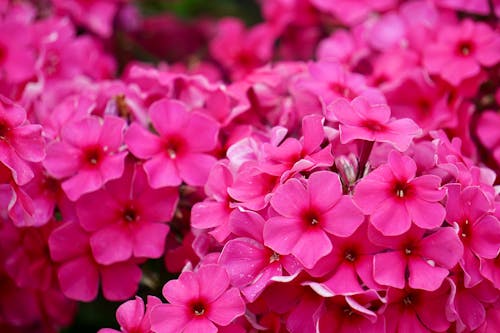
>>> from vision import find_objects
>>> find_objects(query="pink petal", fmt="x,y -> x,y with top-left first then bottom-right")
132,222 -> 169,259
100,262 -> 141,301
308,171 -> 342,212
373,251 -> 406,288
301,114 -> 324,154
183,318 -> 218,333
143,155 -> 181,188
137,186 -> 178,222
219,238 -> 268,287
185,112 -> 219,152
207,287 -> 245,326
58,256 -> 99,301
228,210 -> 264,241
98,116 -> 126,151
388,152 -> 416,181
379,118 -> 421,151
323,263 -> 363,294
471,215 -> 500,259
329,98 -> 362,125
61,116 -> 102,148
150,304 -> 190,333
408,257 -> 449,291
125,123 -> 162,159
418,227 -> 463,268
270,178 -> 308,218
43,141 -> 81,178
455,291 -> 486,330
321,195 -> 364,237
49,221 -> 89,262
177,153 -> 217,186
62,169 -> 103,201
411,175 -> 445,202
163,271 -> 199,305
149,99 -> 190,136
353,178 -> 391,214
292,228 -> 332,268
191,201 -> 230,229
264,216 -> 304,255
90,224 -> 133,265
116,296 -> 145,331
9,125 -> 45,162
242,262 -> 282,302
371,198 -> 411,236
408,199 -> 446,230
198,265 -> 231,302
76,189 -> 120,231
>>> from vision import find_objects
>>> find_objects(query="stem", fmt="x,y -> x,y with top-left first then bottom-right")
357,140 -> 374,180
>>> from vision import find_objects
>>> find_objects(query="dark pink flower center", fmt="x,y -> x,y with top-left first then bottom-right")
0,42 -> 6,64
302,210 -> 321,227
460,219 -> 472,240
236,51 -> 258,68
190,301 -> 206,316
83,146 -> 104,166
343,248 -> 357,262
362,119 -> 386,133
329,83 -> 355,99
456,41 -> 474,57
164,136 -> 185,160
122,206 -> 138,223
0,121 -> 8,140
392,181 -> 413,199
402,292 -> 418,307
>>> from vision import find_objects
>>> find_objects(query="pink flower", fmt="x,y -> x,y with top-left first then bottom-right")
150,265 -> 246,333
76,163 -> 178,265
329,96 -> 421,152
354,151 -> 446,235
370,225 -> 463,291
49,221 -> 142,301
43,115 -> 127,201
423,19 -> 500,86
0,96 -> 45,185
99,296 -> 162,333
125,99 -> 219,188
264,171 -> 364,268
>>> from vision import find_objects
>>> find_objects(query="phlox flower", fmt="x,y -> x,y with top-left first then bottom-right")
423,19 -> 500,86
76,162 -> 178,265
264,171 -> 364,268
218,210 -> 300,302
354,151 -> 446,235
383,283 -> 452,332
315,291 -> 386,332
0,96 -> 45,185
445,184 -> 500,287
150,265 -> 246,333
329,96 -> 421,152
99,296 -> 162,333
125,98 -> 219,188
43,115 -> 127,201
49,221 -> 142,301
370,225 -> 463,291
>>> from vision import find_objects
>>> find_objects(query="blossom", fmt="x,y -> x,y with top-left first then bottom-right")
76,162 -> 178,265
0,96 -> 45,185
125,98 -> 219,188
150,265 -> 246,333
329,96 -> 421,151
43,115 -> 127,201
423,19 -> 500,86
98,296 -> 162,333
264,171 -> 364,268
354,151 -> 446,235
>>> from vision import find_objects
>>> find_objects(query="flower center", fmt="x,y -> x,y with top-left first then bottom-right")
191,302 -> 206,316
302,210 -> 321,227
122,206 -> 138,222
393,182 -> 409,198
269,252 -> 280,263
0,42 -> 7,64
329,83 -> 354,99
344,249 -> 357,262
0,122 -> 8,140
460,219 -> 471,239
164,137 -> 184,160
83,147 -> 103,166
457,41 -> 474,57
362,119 -> 386,132
402,294 -> 414,306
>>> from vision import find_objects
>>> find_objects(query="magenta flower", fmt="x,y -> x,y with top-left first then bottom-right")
99,296 -> 162,333
76,163 -> 178,265
264,171 -> 364,268
150,265 -> 246,333
371,225 -> 463,291
354,151 -> 446,235
329,96 -> 421,151
48,221 -> 142,301
0,96 -> 45,186
424,19 -> 500,86
125,99 -> 219,188
43,115 -> 127,201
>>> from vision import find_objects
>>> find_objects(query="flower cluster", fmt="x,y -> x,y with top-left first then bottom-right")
0,0 -> 499,332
